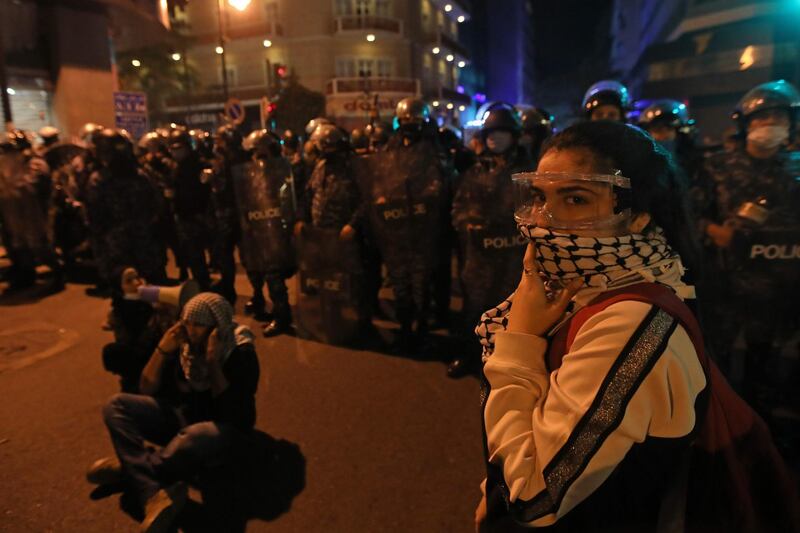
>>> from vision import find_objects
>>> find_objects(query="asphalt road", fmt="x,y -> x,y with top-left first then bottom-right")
0,272 -> 485,532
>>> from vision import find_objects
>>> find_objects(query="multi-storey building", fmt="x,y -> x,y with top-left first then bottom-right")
166,0 -> 474,131
611,0 -> 800,141
1,0 -> 169,137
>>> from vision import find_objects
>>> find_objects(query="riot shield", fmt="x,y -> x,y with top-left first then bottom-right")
729,227 -> 800,292
0,152 -> 52,254
367,144 -> 443,271
460,222 -> 526,323
232,159 -> 294,273
294,226 -> 364,345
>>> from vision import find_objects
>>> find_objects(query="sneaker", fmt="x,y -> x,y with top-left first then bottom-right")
86,456 -> 123,485
140,482 -> 187,533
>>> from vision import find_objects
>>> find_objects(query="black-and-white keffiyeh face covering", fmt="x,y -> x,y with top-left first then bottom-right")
179,292 -> 254,391
476,225 -> 693,359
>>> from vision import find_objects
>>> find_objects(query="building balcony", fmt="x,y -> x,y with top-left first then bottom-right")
428,0 -> 471,21
191,21 -> 283,45
326,77 -> 420,96
427,30 -> 470,60
334,15 -> 403,36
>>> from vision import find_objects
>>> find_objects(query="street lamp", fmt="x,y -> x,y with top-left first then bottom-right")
457,60 -> 466,68
446,54 -> 454,62
228,0 -> 251,11
457,15 -> 465,23
432,46 -> 440,55
263,39 -> 272,48
131,59 -> 142,67
366,33 -> 376,42
171,53 -> 182,61
215,46 -> 224,54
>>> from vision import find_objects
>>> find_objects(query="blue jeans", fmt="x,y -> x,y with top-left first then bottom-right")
102,393 -> 236,505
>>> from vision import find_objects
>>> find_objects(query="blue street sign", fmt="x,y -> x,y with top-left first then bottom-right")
113,91 -> 149,141
224,97 -> 246,125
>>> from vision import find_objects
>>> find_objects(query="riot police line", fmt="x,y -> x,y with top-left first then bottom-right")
1,79 -> 798,393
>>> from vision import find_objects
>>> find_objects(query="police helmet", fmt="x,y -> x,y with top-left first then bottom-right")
39,126 -> 60,146
281,129 -> 300,152
365,121 -> 392,145
350,128 -> 369,150
215,124 -> 244,152
305,117 -> 332,136
138,130 -> 167,151
311,124 -> 350,154
639,99 -> 691,129
167,128 -> 194,150
0,129 -> 33,153
519,107 -> 554,136
480,103 -> 522,137
95,128 -> 134,164
732,79 -> 800,125
582,80 -> 631,118
395,97 -> 431,124
244,129 -> 282,158
79,122 -> 105,146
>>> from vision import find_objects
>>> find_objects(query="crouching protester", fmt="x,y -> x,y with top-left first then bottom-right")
87,292 -> 259,533
475,122 -> 799,532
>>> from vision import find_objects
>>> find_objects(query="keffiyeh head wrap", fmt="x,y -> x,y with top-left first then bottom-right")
476,226 -> 692,360
179,292 -> 254,391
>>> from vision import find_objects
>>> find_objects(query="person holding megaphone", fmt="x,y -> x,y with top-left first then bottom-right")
102,267 -> 199,393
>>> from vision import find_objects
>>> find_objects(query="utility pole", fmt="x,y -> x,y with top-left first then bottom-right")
0,7 -> 13,130
216,0 -> 229,103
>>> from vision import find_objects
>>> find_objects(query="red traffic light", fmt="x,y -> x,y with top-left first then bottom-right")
275,64 -> 288,79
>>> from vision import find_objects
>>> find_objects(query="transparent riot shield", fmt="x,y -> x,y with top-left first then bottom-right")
294,226 -> 364,345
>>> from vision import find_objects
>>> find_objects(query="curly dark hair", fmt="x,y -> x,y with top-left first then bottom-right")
539,120 -> 702,275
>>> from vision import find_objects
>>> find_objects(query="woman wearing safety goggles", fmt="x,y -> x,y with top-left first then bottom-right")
476,121 -> 797,532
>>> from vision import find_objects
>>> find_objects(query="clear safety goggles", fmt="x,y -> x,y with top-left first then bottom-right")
512,171 -> 633,231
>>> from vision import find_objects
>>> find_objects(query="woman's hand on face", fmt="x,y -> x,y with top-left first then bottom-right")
506,244 -> 583,337
158,322 -> 186,354
205,328 -> 220,365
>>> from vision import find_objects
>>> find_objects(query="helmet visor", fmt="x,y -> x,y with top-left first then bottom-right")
512,171 -> 632,231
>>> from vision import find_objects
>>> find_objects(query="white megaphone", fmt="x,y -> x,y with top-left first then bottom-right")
134,280 -> 200,309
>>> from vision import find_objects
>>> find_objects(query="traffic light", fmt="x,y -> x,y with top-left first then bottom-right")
274,64 -> 288,80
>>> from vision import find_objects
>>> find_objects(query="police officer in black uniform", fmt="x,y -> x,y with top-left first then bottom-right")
518,106 -> 554,164
168,128 -> 212,290
85,129 -> 166,288
639,99 -> 702,179
379,97 -> 446,351
0,130 -> 63,291
448,104 -> 534,377
694,80 -> 800,418
209,124 -> 247,304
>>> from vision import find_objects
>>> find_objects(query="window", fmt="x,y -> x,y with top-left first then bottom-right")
336,0 -> 352,15
337,0 -> 391,16
337,56 -> 392,78
423,53 -> 432,70
438,59 -> 446,82
436,10 -> 444,29
377,59 -> 393,77
336,57 -> 357,77
357,58 -> 374,77
375,0 -> 391,16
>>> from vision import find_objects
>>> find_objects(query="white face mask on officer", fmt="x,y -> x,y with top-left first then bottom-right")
747,125 -> 789,151
485,130 -> 514,154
